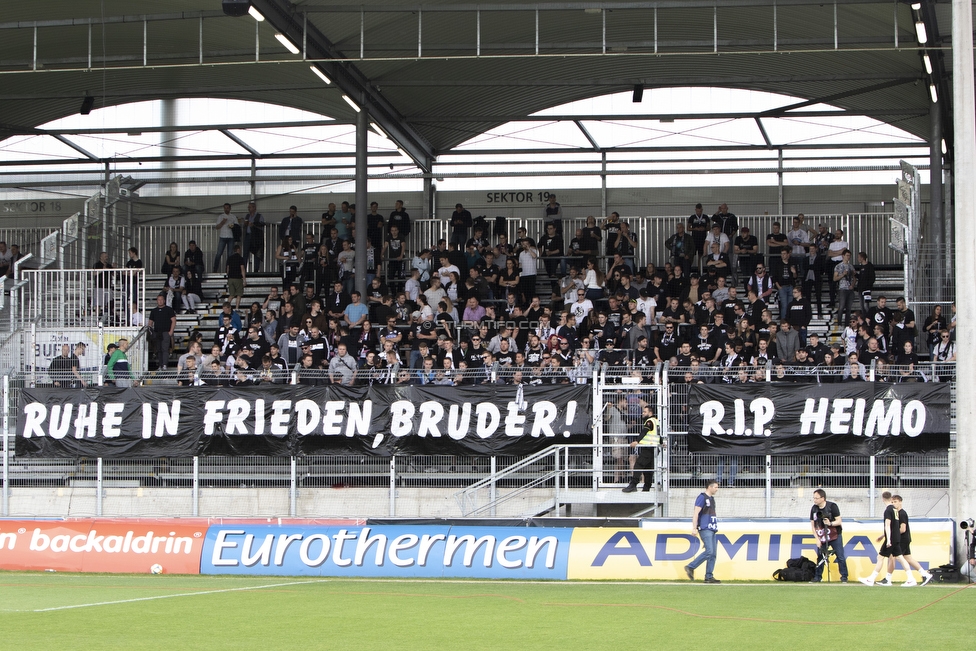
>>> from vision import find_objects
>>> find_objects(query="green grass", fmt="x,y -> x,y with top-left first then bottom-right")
0,572 -> 973,650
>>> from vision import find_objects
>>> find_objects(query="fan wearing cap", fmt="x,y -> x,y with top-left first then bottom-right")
599,337 -> 627,370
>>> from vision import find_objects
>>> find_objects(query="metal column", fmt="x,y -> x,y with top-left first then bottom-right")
600,152 -> 608,218
777,149 -> 784,215
290,456 -> 297,517
765,455 -> 772,517
489,456 -> 497,518
96,457 -> 103,517
951,0 -> 976,565
869,456 -> 876,517
930,101 -> 945,301
354,109 -> 368,299
2,375 -> 8,517
389,456 -> 396,517
192,456 -> 199,517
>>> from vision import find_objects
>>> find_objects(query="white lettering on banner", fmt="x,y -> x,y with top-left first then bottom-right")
701,397 -> 928,438
270,400 -> 291,435
21,396 -> 580,442
417,402 -> 444,437
0,532 -> 15,550
798,398 -> 926,437
699,398 -> 774,437
25,528 -> 196,555
208,529 -> 560,570
475,404 -> 501,438
140,402 -> 182,439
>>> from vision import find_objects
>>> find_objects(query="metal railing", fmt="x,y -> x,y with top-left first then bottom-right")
21,268 -> 146,330
134,212 -> 899,277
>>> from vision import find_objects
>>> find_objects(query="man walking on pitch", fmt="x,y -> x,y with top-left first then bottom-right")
809,489 -> 849,582
685,480 -> 721,583
859,491 -> 915,586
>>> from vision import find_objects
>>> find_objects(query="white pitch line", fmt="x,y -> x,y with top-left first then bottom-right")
31,579 -> 330,613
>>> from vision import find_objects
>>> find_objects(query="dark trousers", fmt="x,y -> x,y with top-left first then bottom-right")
627,446 -> 656,488
815,535 -> 849,580
155,332 -> 172,369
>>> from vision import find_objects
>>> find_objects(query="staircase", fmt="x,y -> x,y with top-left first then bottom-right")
453,444 -> 668,519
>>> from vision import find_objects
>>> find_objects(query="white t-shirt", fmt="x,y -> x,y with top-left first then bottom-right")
438,264 -> 460,286
829,240 -> 849,262
217,212 -> 238,239
704,231 -> 730,253
787,228 -> 810,256
570,298 -> 593,322
519,247 -> 538,275
636,297 -> 657,324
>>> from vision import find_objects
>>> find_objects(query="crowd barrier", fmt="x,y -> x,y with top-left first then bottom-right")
0,517 -> 954,581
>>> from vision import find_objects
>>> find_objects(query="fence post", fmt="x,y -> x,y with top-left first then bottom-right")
869,456 -> 876,517
2,375 -> 8,517
765,455 -> 772,517
659,364 -> 670,514
192,456 -> 199,517
290,456 -> 297,517
96,457 -> 103,517
29,322 -> 36,388
554,450 -> 560,516
489,456 -> 496,518
592,366 -> 601,492
389,456 -> 396,517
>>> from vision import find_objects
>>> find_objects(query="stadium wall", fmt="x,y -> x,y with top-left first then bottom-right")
5,487 -> 950,520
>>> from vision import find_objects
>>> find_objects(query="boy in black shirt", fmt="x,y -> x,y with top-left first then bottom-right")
858,491 -> 915,586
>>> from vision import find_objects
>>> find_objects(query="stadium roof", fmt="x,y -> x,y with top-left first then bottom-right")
0,0 -> 951,172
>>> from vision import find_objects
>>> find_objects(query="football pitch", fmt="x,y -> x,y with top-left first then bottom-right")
0,573 -> 972,651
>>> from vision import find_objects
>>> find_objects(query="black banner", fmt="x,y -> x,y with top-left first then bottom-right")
687,382 -> 951,455
16,385 -> 592,459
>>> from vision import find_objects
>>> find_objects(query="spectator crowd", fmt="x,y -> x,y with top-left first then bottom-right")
70,198 -> 953,388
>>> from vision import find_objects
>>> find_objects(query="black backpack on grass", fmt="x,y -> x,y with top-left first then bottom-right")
773,556 -> 817,581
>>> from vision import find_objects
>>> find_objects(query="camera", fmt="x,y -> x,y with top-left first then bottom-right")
961,518 -> 975,530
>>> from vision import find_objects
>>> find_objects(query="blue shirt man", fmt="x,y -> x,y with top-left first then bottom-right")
685,480 -> 721,583
343,291 -> 369,329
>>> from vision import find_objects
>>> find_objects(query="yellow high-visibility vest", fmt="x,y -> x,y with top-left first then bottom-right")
638,416 -> 660,447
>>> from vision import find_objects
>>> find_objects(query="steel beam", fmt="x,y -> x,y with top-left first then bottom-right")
755,118 -> 773,147
574,120 -> 601,151
406,109 -> 927,122
219,129 -> 262,158
304,0 -> 897,13
381,73 -> 922,88
252,0 -> 435,172
50,134 -> 99,161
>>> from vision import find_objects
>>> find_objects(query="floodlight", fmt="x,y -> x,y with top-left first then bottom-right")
274,33 -> 300,54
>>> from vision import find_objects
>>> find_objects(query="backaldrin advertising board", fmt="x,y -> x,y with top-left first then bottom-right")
0,519 -> 207,574
566,519 -> 954,581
